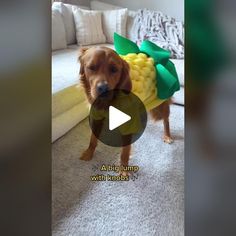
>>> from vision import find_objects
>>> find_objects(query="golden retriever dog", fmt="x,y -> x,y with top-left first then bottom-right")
78,46 -> 173,175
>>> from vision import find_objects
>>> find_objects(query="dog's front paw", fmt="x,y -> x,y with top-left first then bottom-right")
119,170 -> 130,177
163,135 -> 174,144
80,149 -> 94,161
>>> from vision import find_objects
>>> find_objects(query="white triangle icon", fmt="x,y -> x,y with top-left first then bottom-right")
109,106 -> 131,131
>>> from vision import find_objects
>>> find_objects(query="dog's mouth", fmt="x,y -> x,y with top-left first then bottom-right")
97,90 -> 114,104
99,90 -> 110,98
92,89 -> 114,100
92,90 -> 115,110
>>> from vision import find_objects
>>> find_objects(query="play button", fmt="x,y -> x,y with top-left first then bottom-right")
109,106 -> 131,131
89,89 -> 147,147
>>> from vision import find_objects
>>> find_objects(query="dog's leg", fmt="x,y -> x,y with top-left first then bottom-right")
163,118 -> 173,144
119,145 -> 131,176
119,135 -> 132,176
150,100 -> 173,144
80,119 -> 103,161
80,133 -> 98,161
120,145 -> 131,166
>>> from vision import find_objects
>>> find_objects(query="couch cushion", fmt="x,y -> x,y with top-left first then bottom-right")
102,9 -> 128,43
73,8 -> 106,46
52,8 -> 67,51
52,46 -> 80,93
172,86 -> 184,105
52,2 -> 89,45
170,59 -> 184,87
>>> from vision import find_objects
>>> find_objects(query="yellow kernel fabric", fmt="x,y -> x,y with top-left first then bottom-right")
138,53 -> 148,59
121,53 -> 166,110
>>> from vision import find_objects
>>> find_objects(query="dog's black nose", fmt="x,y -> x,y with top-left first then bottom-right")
96,83 -> 109,95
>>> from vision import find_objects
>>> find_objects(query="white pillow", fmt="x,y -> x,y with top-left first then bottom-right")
52,2 -> 89,45
102,9 -> 128,43
52,8 -> 67,51
90,0 -> 136,40
72,8 -> 106,46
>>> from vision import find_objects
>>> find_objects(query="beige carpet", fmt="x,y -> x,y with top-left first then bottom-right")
52,104 -> 184,236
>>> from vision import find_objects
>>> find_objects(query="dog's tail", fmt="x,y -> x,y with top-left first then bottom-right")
149,99 -> 172,121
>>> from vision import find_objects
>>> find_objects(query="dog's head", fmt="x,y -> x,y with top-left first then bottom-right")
78,46 -> 131,103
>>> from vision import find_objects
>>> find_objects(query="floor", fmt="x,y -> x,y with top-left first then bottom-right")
52,104 -> 184,236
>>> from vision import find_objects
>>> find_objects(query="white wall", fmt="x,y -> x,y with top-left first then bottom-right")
99,0 -> 184,21
56,0 -> 90,7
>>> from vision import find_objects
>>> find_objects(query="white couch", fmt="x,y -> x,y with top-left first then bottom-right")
52,0 -> 184,142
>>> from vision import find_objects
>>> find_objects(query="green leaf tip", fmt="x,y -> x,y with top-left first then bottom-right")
114,32 -> 140,55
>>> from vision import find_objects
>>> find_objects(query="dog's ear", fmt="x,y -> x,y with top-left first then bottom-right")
78,47 -> 89,75
118,59 -> 132,92
78,47 -> 89,62
78,47 -> 92,102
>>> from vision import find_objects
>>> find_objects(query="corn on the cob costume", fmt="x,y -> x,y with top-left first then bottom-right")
89,33 -> 180,136
114,33 -> 180,111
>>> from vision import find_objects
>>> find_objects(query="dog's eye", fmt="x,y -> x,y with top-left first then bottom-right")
110,66 -> 118,73
88,65 -> 97,71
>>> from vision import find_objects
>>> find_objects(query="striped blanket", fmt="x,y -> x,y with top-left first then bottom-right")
131,9 -> 184,59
